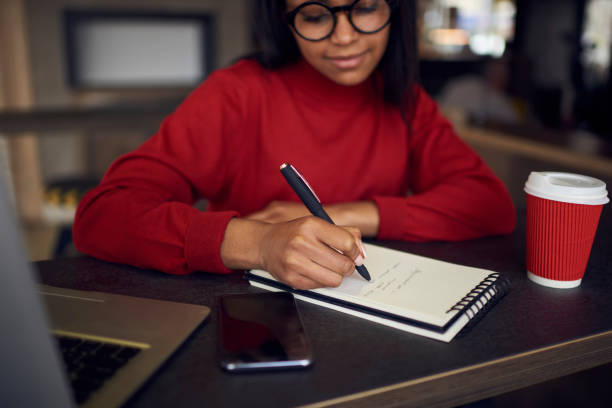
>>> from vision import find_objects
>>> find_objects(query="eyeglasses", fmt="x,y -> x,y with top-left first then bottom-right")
286,0 -> 393,42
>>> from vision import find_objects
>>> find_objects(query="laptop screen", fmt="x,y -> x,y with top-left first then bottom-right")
0,182 -> 74,406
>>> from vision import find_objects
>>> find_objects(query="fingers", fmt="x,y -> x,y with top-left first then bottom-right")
289,218 -> 364,279
298,237 -> 357,278
246,210 -> 269,222
245,202 -> 280,222
259,217 -> 366,290
343,226 -> 365,266
246,201 -> 310,223
282,272 -> 322,290
285,258 -> 345,289
266,242 -> 344,289
313,222 -> 364,267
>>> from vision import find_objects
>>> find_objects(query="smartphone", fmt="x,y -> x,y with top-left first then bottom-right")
217,292 -> 313,372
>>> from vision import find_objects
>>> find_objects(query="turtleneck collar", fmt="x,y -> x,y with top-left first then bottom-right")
279,58 -> 380,109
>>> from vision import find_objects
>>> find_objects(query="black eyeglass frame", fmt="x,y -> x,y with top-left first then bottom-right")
285,0 -> 395,42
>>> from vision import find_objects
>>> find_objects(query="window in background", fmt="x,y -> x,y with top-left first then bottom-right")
418,0 -> 516,59
64,10 -> 214,89
581,0 -> 612,89
575,0 -> 612,138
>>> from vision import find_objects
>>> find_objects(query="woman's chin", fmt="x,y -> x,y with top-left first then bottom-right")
322,69 -> 373,87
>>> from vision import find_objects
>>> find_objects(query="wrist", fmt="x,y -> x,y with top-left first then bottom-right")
220,218 -> 268,270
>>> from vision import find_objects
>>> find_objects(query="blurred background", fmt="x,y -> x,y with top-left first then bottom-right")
0,0 -> 610,263
1,1 -> 611,405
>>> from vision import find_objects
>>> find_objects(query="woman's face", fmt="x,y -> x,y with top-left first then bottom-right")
286,0 -> 391,86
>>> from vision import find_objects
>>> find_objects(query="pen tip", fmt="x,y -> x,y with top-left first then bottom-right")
280,163 -> 288,170
357,265 -> 371,281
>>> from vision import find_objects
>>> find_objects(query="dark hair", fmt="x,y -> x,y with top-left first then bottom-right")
252,0 -> 419,120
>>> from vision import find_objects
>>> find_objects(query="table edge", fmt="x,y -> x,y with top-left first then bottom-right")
305,330 -> 612,408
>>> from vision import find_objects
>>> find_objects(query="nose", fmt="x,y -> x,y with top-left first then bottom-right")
330,12 -> 359,45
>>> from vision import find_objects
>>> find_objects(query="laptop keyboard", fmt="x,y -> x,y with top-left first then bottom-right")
55,335 -> 141,405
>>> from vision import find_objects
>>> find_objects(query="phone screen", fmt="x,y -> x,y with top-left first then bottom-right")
217,292 -> 313,372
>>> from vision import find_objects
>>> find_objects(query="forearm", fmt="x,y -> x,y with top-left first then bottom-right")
325,201 -> 380,237
74,187 -> 200,274
373,177 -> 516,241
74,182 -> 239,275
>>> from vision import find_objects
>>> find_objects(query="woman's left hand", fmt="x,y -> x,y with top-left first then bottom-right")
246,201 -> 309,223
246,200 -> 380,238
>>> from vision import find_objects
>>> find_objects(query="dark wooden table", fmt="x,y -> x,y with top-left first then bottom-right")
35,208 -> 612,407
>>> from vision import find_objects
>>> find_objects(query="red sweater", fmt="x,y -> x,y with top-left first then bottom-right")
73,58 -> 516,275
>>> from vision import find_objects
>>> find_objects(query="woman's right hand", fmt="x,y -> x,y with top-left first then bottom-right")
220,217 -> 365,290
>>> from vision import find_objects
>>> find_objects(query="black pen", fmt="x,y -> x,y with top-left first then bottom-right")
280,163 -> 371,281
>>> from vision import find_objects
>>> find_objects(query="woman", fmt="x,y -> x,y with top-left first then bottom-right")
73,0 -> 516,289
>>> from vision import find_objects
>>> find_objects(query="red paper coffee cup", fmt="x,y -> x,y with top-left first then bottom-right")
524,172 -> 608,288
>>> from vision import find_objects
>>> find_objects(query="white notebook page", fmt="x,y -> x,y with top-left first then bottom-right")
250,243 -> 496,327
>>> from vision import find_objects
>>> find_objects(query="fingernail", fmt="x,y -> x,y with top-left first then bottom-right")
354,254 -> 364,266
360,242 -> 367,258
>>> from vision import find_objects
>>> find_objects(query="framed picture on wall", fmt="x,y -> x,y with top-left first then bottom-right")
63,9 -> 214,89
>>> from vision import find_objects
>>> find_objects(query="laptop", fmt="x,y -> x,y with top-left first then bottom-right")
0,182 -> 210,407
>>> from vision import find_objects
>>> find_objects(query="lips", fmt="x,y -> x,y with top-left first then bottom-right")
329,52 -> 365,60
326,51 -> 368,69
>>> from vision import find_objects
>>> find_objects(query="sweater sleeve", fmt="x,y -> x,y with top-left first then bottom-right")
372,87 -> 516,241
73,70 -> 245,275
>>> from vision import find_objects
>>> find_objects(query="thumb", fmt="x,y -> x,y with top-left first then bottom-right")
343,227 -> 365,265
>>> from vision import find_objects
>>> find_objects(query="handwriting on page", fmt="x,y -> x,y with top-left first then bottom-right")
336,262 -> 423,298
362,263 -> 422,298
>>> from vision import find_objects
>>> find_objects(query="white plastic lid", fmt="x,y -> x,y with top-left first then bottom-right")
524,172 -> 609,205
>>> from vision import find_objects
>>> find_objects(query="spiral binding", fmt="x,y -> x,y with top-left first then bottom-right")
445,272 -> 511,337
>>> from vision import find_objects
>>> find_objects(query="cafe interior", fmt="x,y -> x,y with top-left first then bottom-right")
1,0 -> 611,406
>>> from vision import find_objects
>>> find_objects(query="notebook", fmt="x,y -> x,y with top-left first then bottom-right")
246,243 -> 509,342
0,180 -> 210,408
